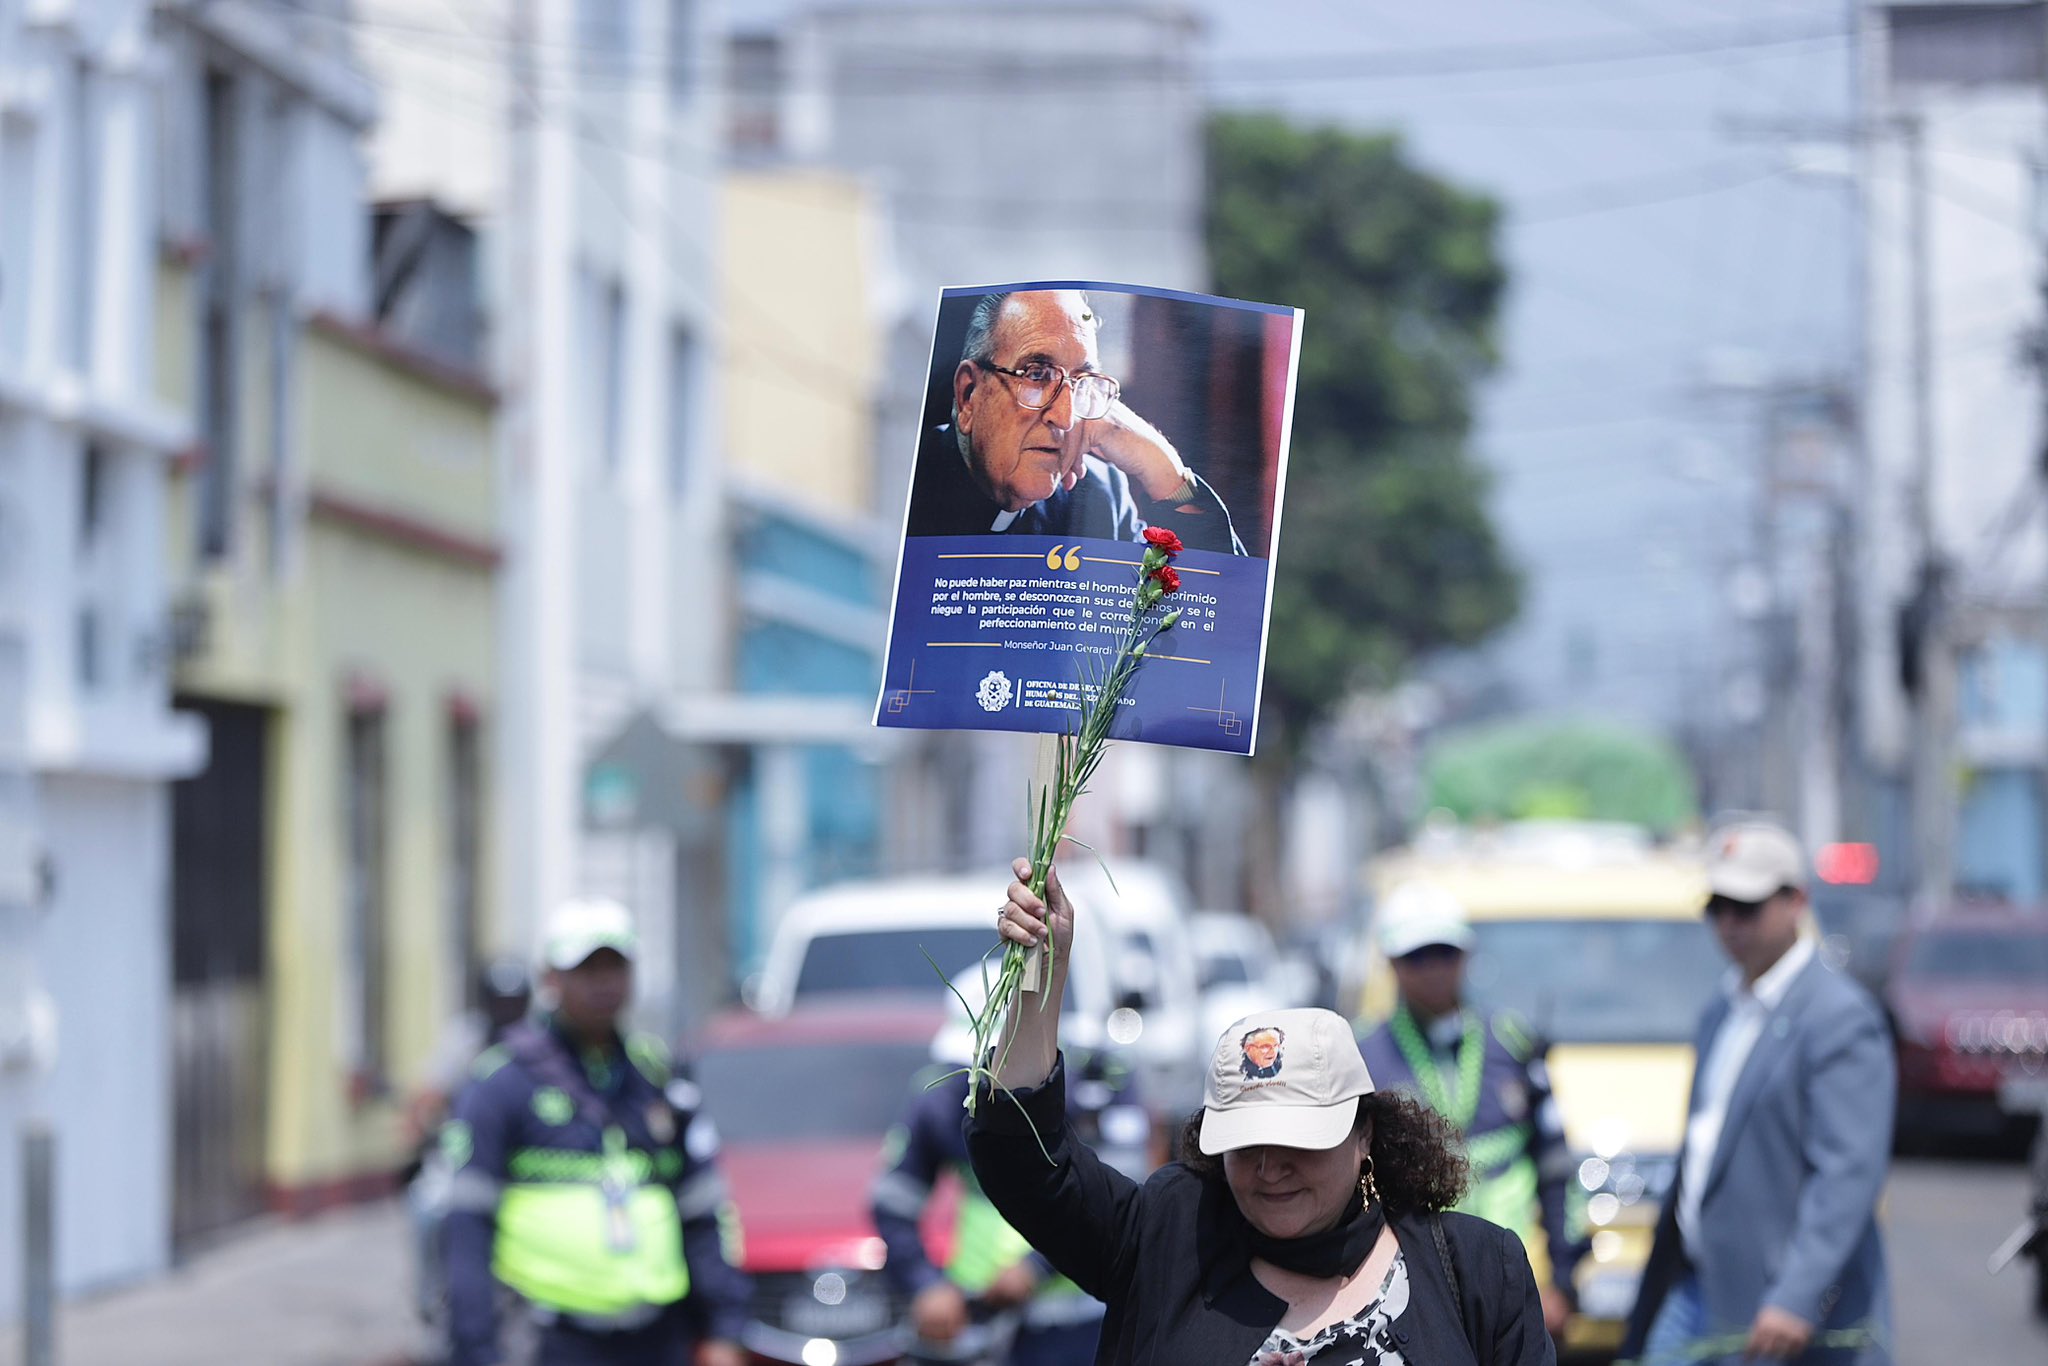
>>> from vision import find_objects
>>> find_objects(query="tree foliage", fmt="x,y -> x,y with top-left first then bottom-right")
1207,112 -> 1521,749
1424,718 -> 1700,834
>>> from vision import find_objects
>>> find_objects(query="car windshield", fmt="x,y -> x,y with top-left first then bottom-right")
793,927 -> 999,1000
694,1036 -> 937,1144
1463,918 -> 1724,1044
1199,953 -> 1251,988
1906,930 -> 2048,982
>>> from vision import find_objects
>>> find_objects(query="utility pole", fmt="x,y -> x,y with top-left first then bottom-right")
1899,110 -> 1954,909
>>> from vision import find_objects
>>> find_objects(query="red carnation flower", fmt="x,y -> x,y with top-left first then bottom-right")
1142,526 -> 1184,555
1153,565 -> 1182,595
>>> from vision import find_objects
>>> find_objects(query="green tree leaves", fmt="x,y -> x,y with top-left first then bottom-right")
1207,112 -> 1520,747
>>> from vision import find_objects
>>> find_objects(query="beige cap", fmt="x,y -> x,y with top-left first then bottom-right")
1377,880 -> 1475,959
1198,1008 -> 1376,1155
1705,821 -> 1806,902
542,896 -> 638,970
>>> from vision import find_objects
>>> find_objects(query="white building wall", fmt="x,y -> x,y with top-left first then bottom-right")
0,0 -> 202,1319
358,0 -> 728,984
1858,9 -> 2048,773
780,4 -> 1215,883
37,775 -> 173,1295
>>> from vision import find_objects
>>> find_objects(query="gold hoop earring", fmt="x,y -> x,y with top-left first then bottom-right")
1358,1153 -> 1380,1208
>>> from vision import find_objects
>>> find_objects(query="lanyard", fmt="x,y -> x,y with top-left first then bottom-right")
1391,1006 -> 1485,1135
601,1126 -> 637,1254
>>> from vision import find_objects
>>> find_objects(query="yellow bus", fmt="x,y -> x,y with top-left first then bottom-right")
1357,825 -> 1717,1358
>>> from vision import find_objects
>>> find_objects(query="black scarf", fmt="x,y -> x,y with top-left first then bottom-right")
1244,1187 -> 1386,1279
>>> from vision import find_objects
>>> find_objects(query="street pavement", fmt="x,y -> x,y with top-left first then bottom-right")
1886,1155 -> 2047,1363
0,1200 -> 429,1366
1,1157 -> 2042,1363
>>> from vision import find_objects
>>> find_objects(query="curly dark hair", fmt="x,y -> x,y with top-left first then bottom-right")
1175,1091 -> 1470,1215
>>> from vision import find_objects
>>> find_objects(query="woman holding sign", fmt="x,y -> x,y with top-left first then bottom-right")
969,859 -> 1554,1366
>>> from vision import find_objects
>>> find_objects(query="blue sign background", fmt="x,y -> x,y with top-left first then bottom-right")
875,534 -> 1270,755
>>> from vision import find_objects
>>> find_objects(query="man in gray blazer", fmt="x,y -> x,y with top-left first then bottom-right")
1622,821 -> 1895,1364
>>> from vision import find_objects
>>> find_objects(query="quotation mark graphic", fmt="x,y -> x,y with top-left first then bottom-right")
1044,544 -> 1083,571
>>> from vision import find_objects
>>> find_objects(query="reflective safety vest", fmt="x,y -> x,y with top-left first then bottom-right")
1368,1007 -> 1543,1243
490,1056 -> 691,1318
946,1180 -> 1089,1324
1457,1123 -> 1539,1234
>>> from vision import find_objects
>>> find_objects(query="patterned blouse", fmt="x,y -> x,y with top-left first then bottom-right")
1248,1251 -> 1410,1366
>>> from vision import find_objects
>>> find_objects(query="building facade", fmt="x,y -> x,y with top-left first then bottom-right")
153,1 -> 501,1226
357,0 -> 732,1031
1856,1 -> 2048,905
0,0 -> 206,1316
713,167 -> 895,976
726,2 -> 1237,910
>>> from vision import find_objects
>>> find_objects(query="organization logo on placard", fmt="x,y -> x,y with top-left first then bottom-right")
976,671 -> 1013,713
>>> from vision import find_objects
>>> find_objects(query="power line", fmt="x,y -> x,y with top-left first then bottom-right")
1514,154 -> 1788,225
333,8 -> 1865,91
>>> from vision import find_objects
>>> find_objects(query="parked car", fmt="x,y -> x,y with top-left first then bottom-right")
1809,883 -> 1906,997
750,874 -> 1126,1047
1055,858 -> 1210,1120
686,999 -> 947,1366
1885,908 -> 2048,1148
1360,827 -> 1721,1359
1189,910 -> 1306,1054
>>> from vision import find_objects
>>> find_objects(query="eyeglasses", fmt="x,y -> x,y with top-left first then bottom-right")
1705,895 -> 1768,921
975,358 -> 1121,422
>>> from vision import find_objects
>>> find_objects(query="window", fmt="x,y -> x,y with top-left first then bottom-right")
0,113 -> 32,370
1888,5 -> 2048,87
601,278 -> 625,474
577,0 -> 631,74
74,607 -> 101,690
446,710 -> 482,1010
667,324 -> 696,500
1463,918 -> 1725,1044
79,441 -> 107,549
69,57 -> 98,376
580,269 -> 628,477
344,705 -> 390,1080
198,70 -> 240,560
667,0 -> 695,106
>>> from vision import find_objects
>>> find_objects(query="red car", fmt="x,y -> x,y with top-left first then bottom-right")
686,998 -> 961,1366
1886,909 -> 2048,1145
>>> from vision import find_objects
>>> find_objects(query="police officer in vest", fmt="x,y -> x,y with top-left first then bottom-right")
870,969 -> 1148,1365
1357,881 -> 1583,1339
441,897 -> 750,1366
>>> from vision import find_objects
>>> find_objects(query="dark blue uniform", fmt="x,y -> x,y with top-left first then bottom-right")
1361,1007 -> 1582,1305
870,1050 -> 1145,1366
441,1019 -> 751,1366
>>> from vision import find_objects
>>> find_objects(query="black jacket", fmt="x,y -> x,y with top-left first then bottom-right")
966,1056 -> 1555,1366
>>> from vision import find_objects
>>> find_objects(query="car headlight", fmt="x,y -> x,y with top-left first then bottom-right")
1568,1150 -> 1674,1238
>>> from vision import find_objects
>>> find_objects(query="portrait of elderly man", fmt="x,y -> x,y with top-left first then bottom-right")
905,289 -> 1246,554
1239,1026 -> 1285,1079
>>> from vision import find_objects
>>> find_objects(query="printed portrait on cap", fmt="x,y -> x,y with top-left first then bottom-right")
1239,1025 -> 1286,1080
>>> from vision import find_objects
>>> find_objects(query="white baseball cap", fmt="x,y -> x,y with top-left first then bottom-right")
1376,880 -> 1475,960
542,896 -> 637,970
1197,1008 -> 1377,1155
1705,821 -> 1806,903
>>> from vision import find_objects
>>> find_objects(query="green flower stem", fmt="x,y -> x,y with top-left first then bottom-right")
960,549 -> 1184,1116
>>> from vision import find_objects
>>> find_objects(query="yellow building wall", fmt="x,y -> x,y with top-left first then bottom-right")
158,257 -> 501,1195
264,327 -> 501,1190
721,169 -> 884,512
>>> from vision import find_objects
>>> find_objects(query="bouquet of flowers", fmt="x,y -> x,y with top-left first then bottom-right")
950,527 -> 1186,1114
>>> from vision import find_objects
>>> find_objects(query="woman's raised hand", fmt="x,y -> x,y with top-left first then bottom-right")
997,858 -> 1075,965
